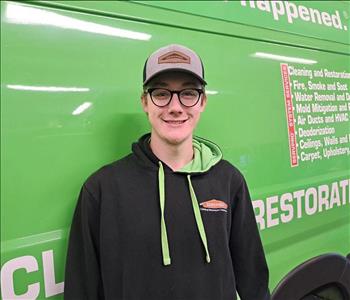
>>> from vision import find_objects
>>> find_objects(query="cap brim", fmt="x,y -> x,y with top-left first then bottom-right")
143,68 -> 207,86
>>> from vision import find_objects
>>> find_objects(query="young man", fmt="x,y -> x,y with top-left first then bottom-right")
64,44 -> 271,300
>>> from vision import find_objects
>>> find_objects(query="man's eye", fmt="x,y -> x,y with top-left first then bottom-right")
154,92 -> 168,97
182,90 -> 197,97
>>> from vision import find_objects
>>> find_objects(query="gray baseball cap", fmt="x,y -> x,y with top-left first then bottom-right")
143,44 -> 206,86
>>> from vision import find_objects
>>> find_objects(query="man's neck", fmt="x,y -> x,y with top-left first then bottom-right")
150,133 -> 194,171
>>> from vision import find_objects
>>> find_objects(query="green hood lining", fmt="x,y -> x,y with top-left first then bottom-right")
177,136 -> 222,174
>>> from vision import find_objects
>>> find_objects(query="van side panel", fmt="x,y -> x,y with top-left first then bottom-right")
1,1 -> 349,299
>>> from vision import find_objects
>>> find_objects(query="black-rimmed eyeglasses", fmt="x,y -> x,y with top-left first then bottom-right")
146,88 -> 203,107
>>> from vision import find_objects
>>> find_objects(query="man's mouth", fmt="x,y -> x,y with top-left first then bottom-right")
163,119 -> 188,124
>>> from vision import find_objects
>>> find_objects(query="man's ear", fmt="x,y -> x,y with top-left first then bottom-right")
141,93 -> 148,113
200,93 -> 207,112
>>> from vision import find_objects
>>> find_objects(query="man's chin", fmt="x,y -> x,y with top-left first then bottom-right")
164,134 -> 191,146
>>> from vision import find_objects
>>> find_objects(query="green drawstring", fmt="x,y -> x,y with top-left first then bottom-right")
187,175 -> 211,263
158,162 -> 171,266
158,162 -> 211,266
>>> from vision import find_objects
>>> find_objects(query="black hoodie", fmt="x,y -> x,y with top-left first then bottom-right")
64,134 -> 271,300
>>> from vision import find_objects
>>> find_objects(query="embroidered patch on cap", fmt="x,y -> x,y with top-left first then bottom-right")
158,51 -> 191,64
200,199 -> 228,210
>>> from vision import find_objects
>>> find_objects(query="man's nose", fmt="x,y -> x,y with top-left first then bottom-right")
168,93 -> 183,113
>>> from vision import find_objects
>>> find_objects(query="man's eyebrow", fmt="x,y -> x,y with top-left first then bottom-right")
151,81 -> 168,87
182,81 -> 199,87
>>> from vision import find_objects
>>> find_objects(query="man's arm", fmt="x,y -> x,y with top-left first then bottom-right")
229,177 -> 271,300
64,184 -> 104,300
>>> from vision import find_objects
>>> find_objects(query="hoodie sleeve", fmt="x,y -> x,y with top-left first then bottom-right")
229,177 -> 271,300
64,184 -> 104,300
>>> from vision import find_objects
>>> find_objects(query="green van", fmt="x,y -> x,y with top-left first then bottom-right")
1,1 -> 349,299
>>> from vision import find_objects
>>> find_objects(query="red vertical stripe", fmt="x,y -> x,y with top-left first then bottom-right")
281,63 -> 298,167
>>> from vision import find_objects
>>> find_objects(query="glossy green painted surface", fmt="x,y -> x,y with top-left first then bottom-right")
1,1 -> 349,299
138,0 -> 350,45
35,0 -> 350,54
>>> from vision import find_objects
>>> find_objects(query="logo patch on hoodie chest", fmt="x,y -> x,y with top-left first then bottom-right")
200,199 -> 228,212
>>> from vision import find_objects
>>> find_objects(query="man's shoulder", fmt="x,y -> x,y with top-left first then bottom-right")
215,159 -> 245,183
83,153 -> 135,192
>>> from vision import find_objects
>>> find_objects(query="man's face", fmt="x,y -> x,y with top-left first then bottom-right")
141,71 -> 207,146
